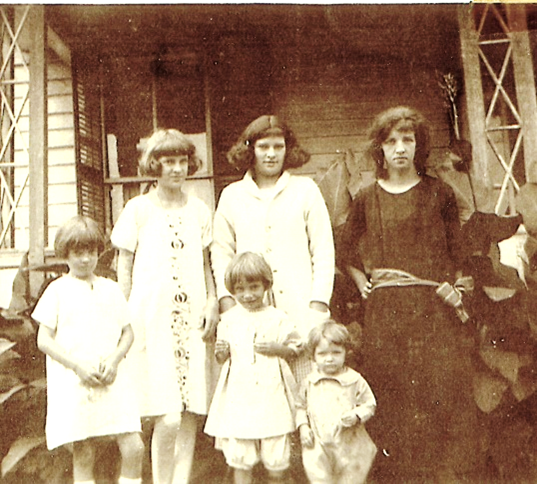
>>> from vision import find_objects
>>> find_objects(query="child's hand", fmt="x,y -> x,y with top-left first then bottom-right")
74,361 -> 103,387
254,340 -> 295,359
98,357 -> 119,385
341,410 -> 359,428
299,424 -> 314,448
215,340 -> 230,364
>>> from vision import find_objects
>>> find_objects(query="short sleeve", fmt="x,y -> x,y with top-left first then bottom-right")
110,198 -> 140,253
31,282 -> 59,331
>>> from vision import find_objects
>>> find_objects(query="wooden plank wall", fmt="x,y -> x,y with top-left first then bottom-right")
276,62 -> 452,182
15,49 -> 77,250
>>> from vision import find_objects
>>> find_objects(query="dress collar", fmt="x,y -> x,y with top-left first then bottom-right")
243,169 -> 291,199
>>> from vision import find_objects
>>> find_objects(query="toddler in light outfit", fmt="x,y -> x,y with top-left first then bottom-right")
297,321 -> 377,484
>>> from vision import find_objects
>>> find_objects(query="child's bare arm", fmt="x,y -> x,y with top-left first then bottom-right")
100,324 -> 135,385
37,325 -> 102,387
299,424 -> 315,448
254,341 -> 296,359
214,339 -> 230,364
117,249 -> 134,299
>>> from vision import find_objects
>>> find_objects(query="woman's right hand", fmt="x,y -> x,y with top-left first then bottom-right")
214,339 -> 231,364
348,266 -> 373,300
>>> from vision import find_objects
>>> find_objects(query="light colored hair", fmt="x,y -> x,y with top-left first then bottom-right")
54,215 -> 105,259
307,320 -> 351,358
224,252 -> 273,294
138,128 -> 201,177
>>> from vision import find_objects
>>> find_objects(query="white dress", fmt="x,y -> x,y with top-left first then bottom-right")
32,275 -> 141,450
111,192 -> 213,416
211,170 -> 335,382
204,305 -> 298,440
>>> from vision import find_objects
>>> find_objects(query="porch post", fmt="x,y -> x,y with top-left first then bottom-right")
28,5 -> 47,297
457,5 -> 491,211
507,5 -> 537,183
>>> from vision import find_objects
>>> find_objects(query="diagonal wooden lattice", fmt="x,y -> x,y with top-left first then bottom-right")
0,6 -> 30,248
476,4 -> 523,215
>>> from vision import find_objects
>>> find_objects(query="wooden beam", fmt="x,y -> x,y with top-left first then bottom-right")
29,5 -> 48,297
507,5 -> 537,184
458,4 -> 491,211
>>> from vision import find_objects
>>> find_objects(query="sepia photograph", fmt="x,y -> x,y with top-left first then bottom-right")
0,3 -> 536,483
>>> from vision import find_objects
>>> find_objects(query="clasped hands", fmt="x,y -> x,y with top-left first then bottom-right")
75,356 -> 118,387
299,411 -> 359,448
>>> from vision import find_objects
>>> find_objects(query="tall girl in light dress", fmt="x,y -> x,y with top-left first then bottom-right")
111,129 -> 219,484
33,216 -> 144,484
205,252 -> 299,484
211,115 -> 335,384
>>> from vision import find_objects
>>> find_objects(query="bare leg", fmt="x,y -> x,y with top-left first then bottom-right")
172,411 -> 197,484
73,439 -> 96,483
234,468 -> 253,484
152,412 -> 182,484
266,469 -> 286,483
116,432 -> 145,479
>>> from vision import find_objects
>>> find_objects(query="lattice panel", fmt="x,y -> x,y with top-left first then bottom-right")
475,4 -> 525,215
0,6 -> 30,248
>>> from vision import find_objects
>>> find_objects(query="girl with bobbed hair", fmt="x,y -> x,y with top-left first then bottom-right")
211,114 -> 335,386
138,128 -> 201,177
337,106 -> 478,482
111,128 -> 219,484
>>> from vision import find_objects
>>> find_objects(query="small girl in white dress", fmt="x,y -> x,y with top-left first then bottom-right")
33,216 -> 143,484
205,252 -> 299,484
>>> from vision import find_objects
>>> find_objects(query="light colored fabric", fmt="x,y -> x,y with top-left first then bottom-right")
211,170 -> 335,341
219,434 -> 291,471
32,275 -> 141,450
297,367 -> 377,483
111,192 -> 213,416
205,304 -> 298,440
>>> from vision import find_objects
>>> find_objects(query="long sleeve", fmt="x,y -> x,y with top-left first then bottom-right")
211,188 -> 237,301
354,375 -> 377,424
336,192 -> 367,274
305,183 -> 335,305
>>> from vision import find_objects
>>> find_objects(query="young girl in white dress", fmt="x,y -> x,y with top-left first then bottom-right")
33,216 -> 144,484
111,129 -> 219,484
205,252 -> 299,484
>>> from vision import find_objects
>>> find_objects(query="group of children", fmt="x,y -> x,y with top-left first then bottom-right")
32,119 -> 378,484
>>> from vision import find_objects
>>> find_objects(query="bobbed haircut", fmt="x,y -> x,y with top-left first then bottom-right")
226,115 -> 311,173
138,129 -> 202,177
367,106 -> 430,179
54,215 -> 105,259
306,320 -> 352,359
224,252 -> 273,294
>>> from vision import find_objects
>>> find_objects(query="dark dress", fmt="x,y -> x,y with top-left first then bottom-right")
338,176 -> 478,482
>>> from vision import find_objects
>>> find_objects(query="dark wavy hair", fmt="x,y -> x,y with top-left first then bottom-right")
367,106 -> 430,179
138,129 -> 201,177
226,115 -> 310,172
54,215 -> 105,259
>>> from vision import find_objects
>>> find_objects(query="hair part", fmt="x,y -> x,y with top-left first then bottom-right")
226,115 -> 311,172
54,215 -> 105,259
224,252 -> 273,294
138,129 -> 202,177
306,320 -> 352,359
367,106 -> 430,179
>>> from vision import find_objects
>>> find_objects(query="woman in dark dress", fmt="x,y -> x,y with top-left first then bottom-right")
337,107 -> 478,482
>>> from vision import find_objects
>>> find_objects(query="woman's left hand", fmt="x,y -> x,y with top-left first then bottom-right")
201,297 -> 219,342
